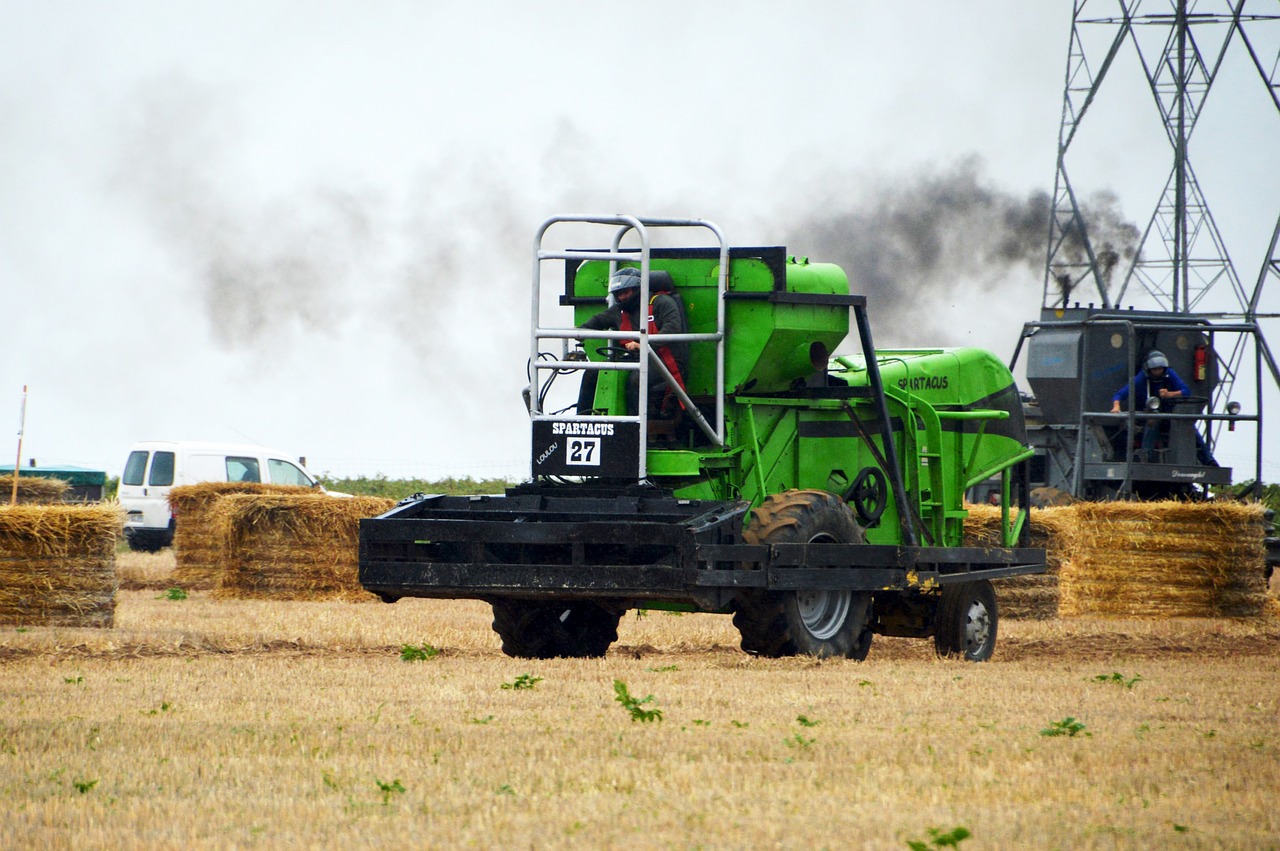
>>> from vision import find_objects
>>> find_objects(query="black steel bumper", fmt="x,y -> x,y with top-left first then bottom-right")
358,484 -> 1047,610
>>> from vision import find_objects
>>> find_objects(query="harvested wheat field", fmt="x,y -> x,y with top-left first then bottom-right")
2,550 -> 1278,849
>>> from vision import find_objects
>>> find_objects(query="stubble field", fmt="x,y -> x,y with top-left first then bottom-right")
1,551 -> 1278,850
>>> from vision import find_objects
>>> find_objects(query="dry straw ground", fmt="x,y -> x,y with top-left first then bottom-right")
2,551 -> 1279,849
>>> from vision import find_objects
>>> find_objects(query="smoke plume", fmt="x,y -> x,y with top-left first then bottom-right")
782,157 -> 1140,345
113,77 -> 381,349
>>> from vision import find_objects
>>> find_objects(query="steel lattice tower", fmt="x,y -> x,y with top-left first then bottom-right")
1045,0 -> 1280,407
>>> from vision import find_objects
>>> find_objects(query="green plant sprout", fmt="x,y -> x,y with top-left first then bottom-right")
1040,717 -> 1090,737
375,778 -> 405,805
399,643 -> 441,662
613,680 -> 662,723
906,825 -> 971,849
501,674 -> 543,691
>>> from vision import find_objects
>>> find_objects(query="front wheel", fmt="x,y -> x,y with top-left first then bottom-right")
732,489 -> 872,659
490,599 -> 621,659
933,580 -> 998,662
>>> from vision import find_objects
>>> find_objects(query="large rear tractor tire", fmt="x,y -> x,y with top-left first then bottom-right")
491,599 -> 621,659
732,489 -> 872,660
933,580 -> 998,662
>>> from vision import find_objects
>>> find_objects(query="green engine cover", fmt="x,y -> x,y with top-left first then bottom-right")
571,249 -> 851,398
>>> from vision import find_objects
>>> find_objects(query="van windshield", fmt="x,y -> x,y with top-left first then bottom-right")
122,451 -> 148,486
268,459 -> 313,487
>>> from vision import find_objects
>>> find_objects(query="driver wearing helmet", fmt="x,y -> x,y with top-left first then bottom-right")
1110,351 -> 1216,464
576,266 -> 689,416
1110,351 -> 1189,414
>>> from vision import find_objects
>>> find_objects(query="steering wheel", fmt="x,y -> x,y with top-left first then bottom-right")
596,345 -> 638,362
848,466 -> 888,526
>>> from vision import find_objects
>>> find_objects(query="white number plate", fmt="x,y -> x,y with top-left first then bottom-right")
565,437 -> 601,466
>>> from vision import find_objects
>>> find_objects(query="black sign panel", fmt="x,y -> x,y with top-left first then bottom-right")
532,420 -> 641,478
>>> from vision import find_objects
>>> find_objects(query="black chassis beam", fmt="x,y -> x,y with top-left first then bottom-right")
359,486 -> 1047,611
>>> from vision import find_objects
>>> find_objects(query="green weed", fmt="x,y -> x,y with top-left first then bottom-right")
1040,717 -> 1090,737
784,732 -> 815,750
501,674 -> 543,691
796,714 -> 820,728
72,778 -> 98,794
375,778 -> 405,805
158,587 -> 187,601
906,825 -> 971,849
399,643 -> 441,662
63,676 -> 84,685
613,680 -> 663,723
1092,672 -> 1142,688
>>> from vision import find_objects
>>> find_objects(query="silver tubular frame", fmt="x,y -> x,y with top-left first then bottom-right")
530,215 -> 728,479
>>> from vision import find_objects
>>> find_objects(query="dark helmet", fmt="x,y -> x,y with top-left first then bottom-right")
1145,351 -> 1169,372
609,266 -> 642,295
608,267 -> 642,307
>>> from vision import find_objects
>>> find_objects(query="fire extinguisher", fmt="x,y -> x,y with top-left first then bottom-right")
1193,344 -> 1207,381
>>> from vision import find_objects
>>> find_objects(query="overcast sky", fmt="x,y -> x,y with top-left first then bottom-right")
3,2 -> 1278,481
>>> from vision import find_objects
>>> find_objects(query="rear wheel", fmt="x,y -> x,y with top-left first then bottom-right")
490,599 -> 621,659
732,490 -> 872,659
933,580 -> 998,662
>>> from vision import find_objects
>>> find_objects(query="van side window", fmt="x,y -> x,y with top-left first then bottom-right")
122,451 -> 149,486
149,452 -> 175,486
268,459 -> 313,487
226,456 -> 261,483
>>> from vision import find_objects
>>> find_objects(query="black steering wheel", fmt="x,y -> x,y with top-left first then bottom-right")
848,466 -> 888,526
596,345 -> 638,362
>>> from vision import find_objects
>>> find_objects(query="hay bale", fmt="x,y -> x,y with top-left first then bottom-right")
169,482 -> 314,587
0,504 -> 121,627
1059,500 -> 1270,618
213,493 -> 395,600
0,474 -> 69,505
964,504 -> 1078,619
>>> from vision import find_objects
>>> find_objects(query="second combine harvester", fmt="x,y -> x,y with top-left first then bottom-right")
360,216 -> 1046,661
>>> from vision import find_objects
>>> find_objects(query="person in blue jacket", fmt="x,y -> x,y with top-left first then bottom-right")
1110,350 -> 1216,464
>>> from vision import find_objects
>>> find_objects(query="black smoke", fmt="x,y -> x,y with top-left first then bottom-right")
782,157 -> 1140,345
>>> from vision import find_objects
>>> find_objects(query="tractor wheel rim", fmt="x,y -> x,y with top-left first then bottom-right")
796,531 -> 851,640
963,599 -> 991,653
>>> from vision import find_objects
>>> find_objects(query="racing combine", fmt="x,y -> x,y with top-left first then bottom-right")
359,215 -> 1046,661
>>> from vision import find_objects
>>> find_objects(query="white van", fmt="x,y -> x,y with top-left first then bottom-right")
119,440 -> 325,551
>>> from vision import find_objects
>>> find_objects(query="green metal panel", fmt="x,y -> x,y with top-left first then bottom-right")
570,253 -> 1031,550
572,254 -> 850,400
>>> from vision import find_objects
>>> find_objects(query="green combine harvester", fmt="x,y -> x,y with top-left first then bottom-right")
360,215 -> 1046,661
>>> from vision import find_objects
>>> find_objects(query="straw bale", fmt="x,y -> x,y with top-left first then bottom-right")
0,474 -> 69,505
963,504 -> 1077,619
0,503 -> 121,627
169,482 -> 314,587
1059,500 -> 1270,619
212,493 -> 395,601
